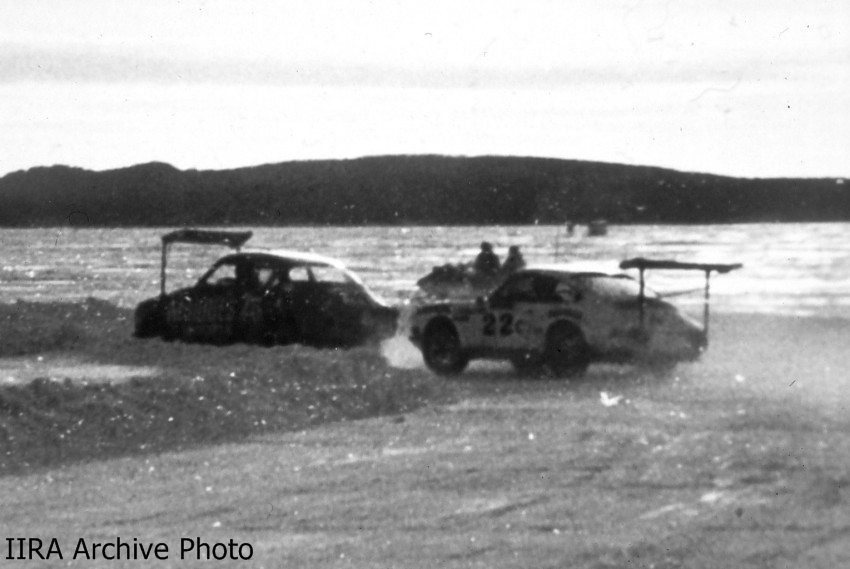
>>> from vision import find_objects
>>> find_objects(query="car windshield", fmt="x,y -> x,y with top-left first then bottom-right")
201,261 -> 238,287
579,275 -> 658,299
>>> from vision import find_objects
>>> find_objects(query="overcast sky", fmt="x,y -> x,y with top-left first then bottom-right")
1,0 -> 848,178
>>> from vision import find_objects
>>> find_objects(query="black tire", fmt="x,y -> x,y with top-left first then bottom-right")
422,321 -> 468,376
545,322 -> 590,378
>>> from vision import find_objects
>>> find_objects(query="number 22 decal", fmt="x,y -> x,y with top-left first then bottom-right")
483,312 -> 514,336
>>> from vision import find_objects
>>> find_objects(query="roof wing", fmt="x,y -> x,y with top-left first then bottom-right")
161,228 -> 253,249
159,229 -> 253,296
619,258 -> 742,274
619,257 -> 742,346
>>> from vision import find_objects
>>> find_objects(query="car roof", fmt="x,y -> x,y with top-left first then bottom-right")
222,249 -> 349,269
515,266 -> 654,299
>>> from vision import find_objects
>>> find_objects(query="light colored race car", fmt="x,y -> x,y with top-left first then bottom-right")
409,258 -> 741,377
134,229 -> 397,347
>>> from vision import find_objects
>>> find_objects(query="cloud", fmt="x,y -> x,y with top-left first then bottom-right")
3,0 -> 847,88
4,38 -> 845,91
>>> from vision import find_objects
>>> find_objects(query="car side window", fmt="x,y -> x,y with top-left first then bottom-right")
235,261 -> 263,293
309,266 -> 349,283
255,266 -> 275,288
289,266 -> 312,282
530,275 -> 561,302
263,267 -> 290,290
491,274 -> 536,304
203,262 -> 238,287
555,279 -> 582,303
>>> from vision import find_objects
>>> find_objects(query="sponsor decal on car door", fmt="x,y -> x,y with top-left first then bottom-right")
475,306 -> 539,350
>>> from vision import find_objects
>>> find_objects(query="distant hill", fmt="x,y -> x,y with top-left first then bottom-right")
0,155 -> 847,226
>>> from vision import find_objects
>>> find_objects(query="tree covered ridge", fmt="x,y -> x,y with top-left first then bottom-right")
1,155 -> 847,226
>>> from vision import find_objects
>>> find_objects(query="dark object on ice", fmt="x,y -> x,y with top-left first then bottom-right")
134,229 -> 397,347
587,220 -> 608,236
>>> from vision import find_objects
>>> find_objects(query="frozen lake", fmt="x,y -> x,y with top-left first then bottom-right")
2,223 -> 850,319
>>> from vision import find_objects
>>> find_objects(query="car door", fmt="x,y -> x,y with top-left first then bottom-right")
233,259 -> 275,343
477,273 -> 547,351
277,264 -> 343,345
190,258 -> 242,342
298,264 -> 361,345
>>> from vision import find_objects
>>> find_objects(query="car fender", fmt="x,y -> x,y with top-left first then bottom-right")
411,314 -> 459,348
134,297 -> 165,338
423,315 -> 460,338
546,318 -> 588,345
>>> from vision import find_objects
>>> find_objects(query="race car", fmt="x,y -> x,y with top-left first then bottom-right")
134,229 -> 397,347
409,258 -> 741,377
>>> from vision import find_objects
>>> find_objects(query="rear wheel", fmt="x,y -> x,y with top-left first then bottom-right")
545,322 -> 590,378
422,321 -> 468,376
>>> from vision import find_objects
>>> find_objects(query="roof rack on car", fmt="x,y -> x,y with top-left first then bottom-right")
619,257 -> 742,342
161,228 -> 253,249
159,229 -> 253,296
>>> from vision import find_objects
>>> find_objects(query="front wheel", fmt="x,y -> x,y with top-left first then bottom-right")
545,323 -> 590,378
422,322 -> 468,376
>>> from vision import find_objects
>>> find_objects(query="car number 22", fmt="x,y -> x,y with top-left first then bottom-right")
482,312 -> 515,336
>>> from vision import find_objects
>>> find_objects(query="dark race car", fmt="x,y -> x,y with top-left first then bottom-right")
409,258 -> 741,377
134,229 -> 397,347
